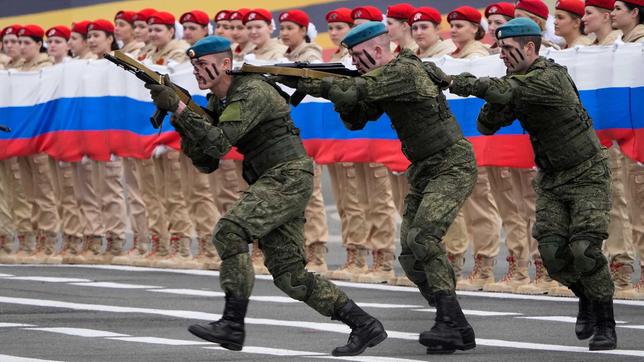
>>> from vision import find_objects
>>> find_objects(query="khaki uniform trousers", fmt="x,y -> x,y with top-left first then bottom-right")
624,156 -> 644,266
180,153 -> 219,239
16,154 -> 60,234
210,159 -> 246,215
462,167 -> 501,258
75,160 -> 104,237
304,163 -> 328,246
603,147 -> 635,265
56,162 -> 83,238
328,162 -> 369,249
7,158 -> 31,235
123,158 -> 148,240
389,172 -> 410,215
516,168 -> 541,261
97,159 -> 127,240
0,160 -> 15,238
155,150 -> 192,238
139,158 -> 169,241
355,163 -> 396,253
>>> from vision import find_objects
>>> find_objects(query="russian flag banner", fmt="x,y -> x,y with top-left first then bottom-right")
0,44 -> 642,172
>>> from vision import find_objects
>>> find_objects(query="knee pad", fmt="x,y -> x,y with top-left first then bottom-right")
537,238 -> 569,276
212,219 -> 250,260
569,239 -> 606,275
406,227 -> 443,262
399,254 -> 427,286
273,267 -> 315,302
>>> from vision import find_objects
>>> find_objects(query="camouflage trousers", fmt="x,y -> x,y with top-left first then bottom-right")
213,157 -> 348,316
533,150 -> 614,301
399,139 -> 477,300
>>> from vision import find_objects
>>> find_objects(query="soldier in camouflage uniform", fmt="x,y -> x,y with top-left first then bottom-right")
145,35 -> 386,357
449,18 -> 617,351
279,21 -> 477,355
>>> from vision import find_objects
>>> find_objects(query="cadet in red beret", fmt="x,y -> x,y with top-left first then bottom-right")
214,10 -> 232,39
554,0 -> 592,47
279,9 -> 321,62
114,10 -> 146,55
386,3 -> 417,54
583,0 -> 622,44
17,25 -> 53,71
230,9 -> 253,61
326,8 -> 353,61
86,19 -> 117,58
611,0 -> 644,42
1,24 -> 23,68
244,8 -> 286,61
486,3 -> 516,46
448,6 -> 489,59
68,21 -> 95,59
409,7 -> 456,58
131,8 -> 156,52
514,0 -> 550,33
144,11 -> 189,65
45,25 -> 71,63
180,10 -> 210,45
351,6 -> 383,25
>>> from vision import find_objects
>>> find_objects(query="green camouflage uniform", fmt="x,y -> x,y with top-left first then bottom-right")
450,57 -> 614,301
174,74 -> 348,316
297,49 -> 477,300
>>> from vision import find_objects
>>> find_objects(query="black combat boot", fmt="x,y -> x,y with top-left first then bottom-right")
419,291 -> 476,354
188,295 -> 248,351
570,283 -> 594,340
589,298 -> 617,351
331,299 -> 388,356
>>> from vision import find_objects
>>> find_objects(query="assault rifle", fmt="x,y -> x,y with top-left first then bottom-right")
236,62 -> 360,106
0,125 -> 10,132
104,51 -> 213,130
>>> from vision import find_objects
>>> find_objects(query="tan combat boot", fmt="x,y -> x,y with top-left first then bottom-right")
194,237 -> 221,270
156,236 -> 197,269
42,232 -> 62,264
326,247 -> 368,281
484,256 -> 531,293
355,250 -> 396,284
611,262 -> 640,300
0,234 -> 14,263
135,234 -> 171,267
396,276 -> 415,286
77,235 -> 104,264
548,282 -> 575,297
22,232 -> 47,264
60,235 -> 84,264
12,233 -> 36,264
102,236 -> 127,265
305,241 -> 328,274
457,254 -> 495,291
251,241 -> 269,275
449,253 -> 466,289
113,235 -> 148,265
516,259 -> 556,294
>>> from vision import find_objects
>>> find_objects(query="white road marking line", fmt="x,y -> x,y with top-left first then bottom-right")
107,336 -> 212,345
3,276 -> 92,283
412,308 -> 522,317
5,265 -> 644,306
2,296 -> 643,357
68,282 -> 162,289
357,303 -> 424,309
24,327 -> 130,338
620,325 -> 644,330
0,354 -> 62,362
0,323 -> 35,327
517,316 -> 628,324
150,288 -> 225,297
0,273 -> 15,277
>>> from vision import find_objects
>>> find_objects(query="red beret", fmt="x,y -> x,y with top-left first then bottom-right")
46,25 -> 71,40
351,6 -> 383,21
584,0 -> 616,10
71,21 -> 90,35
448,6 -> 483,24
88,19 -> 115,33
516,0 -> 550,19
115,10 -> 136,24
214,10 -> 231,22
279,10 -> 309,27
485,3 -> 516,18
18,24 -> 45,38
387,3 -> 416,20
180,10 -> 210,26
623,0 -> 644,6
408,7 -> 442,25
1,24 -> 21,39
555,0 -> 585,17
326,8 -> 353,24
243,9 -> 272,25
148,11 -> 175,26
229,9 -> 250,22
132,8 -> 157,23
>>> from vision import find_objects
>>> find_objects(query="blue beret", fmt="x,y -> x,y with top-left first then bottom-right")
187,36 -> 232,58
495,18 -> 542,40
341,21 -> 387,49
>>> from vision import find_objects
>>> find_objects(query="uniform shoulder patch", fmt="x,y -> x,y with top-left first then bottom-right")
219,102 -> 242,123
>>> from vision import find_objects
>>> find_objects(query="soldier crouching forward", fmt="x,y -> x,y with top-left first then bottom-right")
449,18 -> 617,351
144,35 -> 387,357
276,21 -> 478,355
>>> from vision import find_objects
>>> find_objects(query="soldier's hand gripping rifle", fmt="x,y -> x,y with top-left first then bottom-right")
0,125 -> 10,132
236,62 -> 360,106
104,51 -> 213,129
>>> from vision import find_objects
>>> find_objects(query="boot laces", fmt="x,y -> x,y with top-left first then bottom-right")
467,255 -> 483,281
636,271 -> 644,290
501,256 -> 516,282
